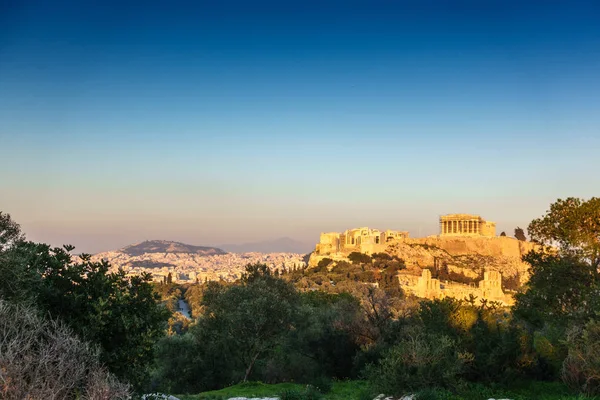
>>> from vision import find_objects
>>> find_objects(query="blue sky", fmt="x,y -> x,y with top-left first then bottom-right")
1,1 -> 599,253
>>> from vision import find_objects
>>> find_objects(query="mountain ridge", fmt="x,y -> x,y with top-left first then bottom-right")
119,240 -> 227,257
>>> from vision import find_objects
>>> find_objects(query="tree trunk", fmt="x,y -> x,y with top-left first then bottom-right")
243,352 -> 260,382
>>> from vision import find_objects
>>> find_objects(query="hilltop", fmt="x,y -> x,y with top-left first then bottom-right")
120,240 -> 227,256
307,226 -> 540,304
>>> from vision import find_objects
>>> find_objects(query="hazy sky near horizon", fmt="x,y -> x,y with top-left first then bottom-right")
1,1 -> 600,253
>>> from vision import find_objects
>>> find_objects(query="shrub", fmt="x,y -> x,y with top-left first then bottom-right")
278,385 -> 323,400
348,252 -> 372,264
310,376 -> 333,393
0,300 -> 130,400
366,331 -> 466,395
562,320 -> 600,395
279,388 -> 305,400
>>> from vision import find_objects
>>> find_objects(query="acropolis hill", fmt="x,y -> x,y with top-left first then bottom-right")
309,214 -> 538,305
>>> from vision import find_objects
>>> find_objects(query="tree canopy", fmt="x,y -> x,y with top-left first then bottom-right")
197,263 -> 299,382
0,213 -> 170,391
528,197 -> 600,269
514,227 -> 527,241
0,212 -> 24,252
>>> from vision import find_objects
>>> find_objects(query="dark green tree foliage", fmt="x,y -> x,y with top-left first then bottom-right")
0,212 -> 24,252
562,320 -> 600,395
3,241 -> 169,389
198,263 -> 299,382
511,197 -> 600,385
500,231 -> 507,237
153,334 -> 211,394
367,296 -> 543,396
514,252 -> 599,329
0,212 -> 36,302
515,227 -> 527,241
277,291 -> 362,381
348,252 -> 372,264
366,330 -> 465,393
528,197 -> 600,269
316,257 -> 333,271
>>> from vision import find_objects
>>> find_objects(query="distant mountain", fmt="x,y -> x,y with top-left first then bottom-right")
120,240 -> 227,257
218,237 -> 313,254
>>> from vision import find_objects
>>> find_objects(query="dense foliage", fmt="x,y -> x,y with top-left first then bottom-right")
0,300 -> 131,399
0,212 -> 170,393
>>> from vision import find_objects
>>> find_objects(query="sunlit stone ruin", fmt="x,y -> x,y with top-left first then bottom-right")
310,213 -> 535,306
439,214 -> 496,237
413,269 -> 509,304
316,228 -> 409,256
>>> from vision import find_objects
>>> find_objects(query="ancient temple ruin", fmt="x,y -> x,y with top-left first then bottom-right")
315,228 -> 409,256
439,214 -> 496,237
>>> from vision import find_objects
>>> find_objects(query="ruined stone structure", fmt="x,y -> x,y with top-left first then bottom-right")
308,213 -> 536,305
416,269 -> 440,299
479,270 -> 504,300
314,228 -> 409,256
413,268 -> 511,305
439,214 -> 496,237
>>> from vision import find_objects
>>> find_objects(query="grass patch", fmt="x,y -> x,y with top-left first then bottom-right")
177,381 -> 368,400
177,381 -> 304,400
178,380 -> 597,400
417,381 -> 599,400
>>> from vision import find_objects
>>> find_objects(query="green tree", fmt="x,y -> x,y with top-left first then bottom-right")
0,211 -> 24,252
515,227 -> 527,241
0,212 -> 36,302
6,241 -> 170,390
348,252 -> 372,264
500,231 -> 507,237
514,198 -> 600,386
514,252 -> 598,329
528,197 -> 600,269
197,263 -> 299,382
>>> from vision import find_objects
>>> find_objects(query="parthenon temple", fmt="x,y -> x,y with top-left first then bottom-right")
439,214 -> 496,237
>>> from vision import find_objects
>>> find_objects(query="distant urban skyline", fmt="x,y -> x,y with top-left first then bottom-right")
2,1 -> 599,253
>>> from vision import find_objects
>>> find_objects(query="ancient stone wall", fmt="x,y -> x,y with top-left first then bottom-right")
408,268 -> 513,305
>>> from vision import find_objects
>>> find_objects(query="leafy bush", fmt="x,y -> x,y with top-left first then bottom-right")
348,252 -> 372,264
278,385 -> 323,400
310,376 -> 333,394
562,321 -> 600,396
0,300 -> 130,400
366,331 -> 466,395
279,388 -> 305,400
